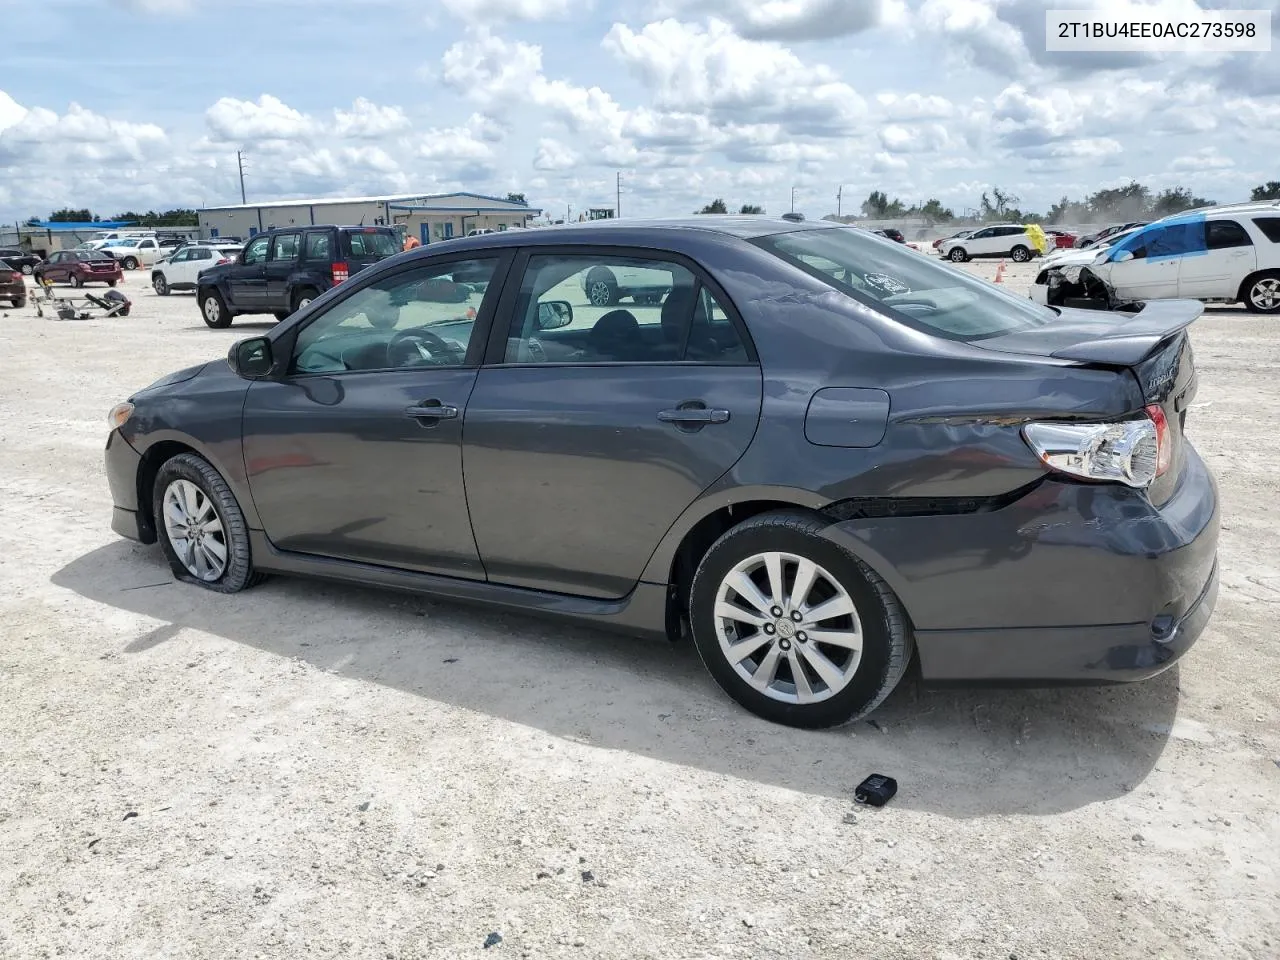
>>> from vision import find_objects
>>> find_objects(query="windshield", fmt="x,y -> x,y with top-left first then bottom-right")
754,227 -> 1056,341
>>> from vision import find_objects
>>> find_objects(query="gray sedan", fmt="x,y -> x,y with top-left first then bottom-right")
103,218 -> 1219,728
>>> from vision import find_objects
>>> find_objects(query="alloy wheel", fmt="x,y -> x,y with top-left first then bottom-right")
162,479 -> 228,582
203,296 -> 221,324
587,280 -> 613,306
1250,277 -> 1280,311
713,551 -> 863,705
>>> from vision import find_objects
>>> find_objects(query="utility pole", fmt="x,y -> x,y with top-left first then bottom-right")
237,150 -> 247,204
616,171 -> 622,218
566,203 -> 572,224
791,186 -> 797,213
837,184 -> 843,218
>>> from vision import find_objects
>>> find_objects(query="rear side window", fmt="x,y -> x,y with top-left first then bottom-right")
344,230 -> 397,258
1206,220 -> 1252,249
304,232 -> 332,260
272,233 -> 300,260
1251,217 -> 1280,243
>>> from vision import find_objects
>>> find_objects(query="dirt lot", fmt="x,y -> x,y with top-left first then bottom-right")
1,259 -> 1277,960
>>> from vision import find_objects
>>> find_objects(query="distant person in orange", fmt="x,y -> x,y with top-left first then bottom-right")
403,232 -> 421,252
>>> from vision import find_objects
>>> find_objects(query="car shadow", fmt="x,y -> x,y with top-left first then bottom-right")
52,541 -> 1179,818
179,321 -> 277,333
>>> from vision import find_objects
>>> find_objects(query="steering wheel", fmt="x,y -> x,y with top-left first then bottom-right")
387,328 -> 465,367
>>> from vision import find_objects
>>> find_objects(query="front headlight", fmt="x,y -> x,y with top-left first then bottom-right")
107,402 -> 135,430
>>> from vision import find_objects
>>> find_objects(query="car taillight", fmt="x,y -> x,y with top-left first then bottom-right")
216,258 -> 230,265
1022,407 -> 1169,488
332,261 -> 349,283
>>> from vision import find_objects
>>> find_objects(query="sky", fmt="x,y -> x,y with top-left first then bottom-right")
0,0 -> 1276,224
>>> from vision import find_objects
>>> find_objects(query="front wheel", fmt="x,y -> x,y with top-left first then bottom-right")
153,274 -> 169,296
948,247 -> 968,262
21,264 -> 33,276
1010,245 -> 1031,263
585,268 -> 618,306
1243,271 -> 1280,314
122,256 -> 139,270
70,274 -> 84,288
199,289 -> 232,328
688,511 -> 913,729
153,453 -> 265,593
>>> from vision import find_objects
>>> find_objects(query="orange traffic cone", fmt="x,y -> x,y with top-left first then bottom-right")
994,260 -> 1006,284
466,307 -> 476,319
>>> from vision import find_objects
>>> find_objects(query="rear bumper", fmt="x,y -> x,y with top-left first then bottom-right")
820,445 -> 1220,683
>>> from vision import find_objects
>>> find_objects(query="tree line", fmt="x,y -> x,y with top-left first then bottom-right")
27,208 -> 201,227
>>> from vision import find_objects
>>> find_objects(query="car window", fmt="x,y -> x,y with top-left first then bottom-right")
140,240 -> 156,249
970,229 -> 992,239
756,226 -> 1057,342
304,232 -> 332,260
1254,217 -> 1280,243
170,249 -> 190,263
243,236 -> 270,265
1206,219 -> 1252,250
271,233 -> 300,261
344,230 -> 397,258
290,258 -> 500,375
503,254 -> 740,364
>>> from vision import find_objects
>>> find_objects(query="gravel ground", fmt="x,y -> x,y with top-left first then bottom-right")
1,258 -> 1277,960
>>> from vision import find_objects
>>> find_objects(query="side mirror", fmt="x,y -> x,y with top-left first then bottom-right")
537,300 -> 573,330
227,336 -> 274,378
1111,249 -> 1135,263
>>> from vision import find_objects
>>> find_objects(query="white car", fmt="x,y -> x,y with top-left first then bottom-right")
150,244 -> 242,296
1032,201 -> 1280,313
938,224 -> 1040,263
101,237 -> 163,270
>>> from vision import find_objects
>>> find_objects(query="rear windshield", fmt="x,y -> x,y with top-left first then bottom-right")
343,229 -> 397,258
754,227 -> 1056,342
80,251 -> 114,261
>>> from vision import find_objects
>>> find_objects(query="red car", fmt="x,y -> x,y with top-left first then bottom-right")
1045,229 -> 1078,249
34,249 -> 123,287
1,262 -> 26,307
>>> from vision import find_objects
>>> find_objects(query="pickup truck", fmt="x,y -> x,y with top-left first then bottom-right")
196,224 -> 399,328
102,237 -> 163,270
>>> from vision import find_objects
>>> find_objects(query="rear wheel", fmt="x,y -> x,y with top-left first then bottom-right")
948,247 -> 968,262
291,287 -> 319,313
1243,271 -> 1280,314
152,453 -> 265,593
21,264 -> 33,276
153,274 -> 169,296
108,280 -> 118,287
11,298 -> 25,308
688,511 -> 913,729
122,256 -> 139,270
199,288 -> 232,328
1010,244 -> 1031,263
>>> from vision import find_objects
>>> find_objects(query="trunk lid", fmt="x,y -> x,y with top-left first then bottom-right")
979,299 -> 1201,504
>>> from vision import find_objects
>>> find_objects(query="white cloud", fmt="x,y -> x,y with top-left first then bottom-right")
533,138 -> 578,170
439,0 -> 584,21
418,124 -> 494,162
439,29 -> 544,107
875,92 -> 955,121
658,0 -> 906,40
206,94 -> 314,142
1170,147 -> 1235,172
332,98 -> 410,139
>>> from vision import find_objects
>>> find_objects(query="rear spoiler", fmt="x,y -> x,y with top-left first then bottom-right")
1050,299 -> 1203,366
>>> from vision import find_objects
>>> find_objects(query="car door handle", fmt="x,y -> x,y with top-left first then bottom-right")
658,407 -> 730,424
404,401 -> 458,420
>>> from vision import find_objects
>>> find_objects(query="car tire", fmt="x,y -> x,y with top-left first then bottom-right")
153,274 -> 169,296
948,247 -> 968,262
291,287 -> 319,314
1010,245 -> 1031,263
21,264 -> 33,276
687,510 -> 913,729
585,268 -> 618,306
69,274 -> 83,288
122,256 -> 139,270
108,280 -> 118,287
1241,270 -> 1280,314
12,298 -> 25,308
199,288 -> 232,329
152,452 -> 265,594
273,311 -> 291,323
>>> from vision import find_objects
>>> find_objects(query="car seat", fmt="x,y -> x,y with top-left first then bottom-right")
586,309 -> 646,361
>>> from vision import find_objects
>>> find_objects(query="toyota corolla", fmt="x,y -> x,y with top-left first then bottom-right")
104,218 -> 1219,728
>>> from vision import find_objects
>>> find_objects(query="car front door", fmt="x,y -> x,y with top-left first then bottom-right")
241,253 -> 510,578
1178,218 -> 1256,299
265,232 -> 300,310
966,228 -> 995,255
163,248 -> 191,284
137,239 -> 159,265
1100,225 -> 1182,300
462,249 -> 763,599
228,235 -> 270,310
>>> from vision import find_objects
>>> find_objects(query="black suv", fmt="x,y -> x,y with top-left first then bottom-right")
196,225 -> 399,328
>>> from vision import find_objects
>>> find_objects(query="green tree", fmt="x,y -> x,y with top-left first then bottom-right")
1085,181 -> 1150,222
739,203 -> 764,214
1251,181 -> 1280,201
696,198 -> 728,214
1047,195 -> 1089,223
861,190 -> 890,217
916,198 -> 954,223
1149,187 -> 1212,218
979,187 -> 1022,221
49,208 -> 95,222
505,192 -> 528,205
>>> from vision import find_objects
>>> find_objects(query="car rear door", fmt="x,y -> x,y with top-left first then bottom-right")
461,248 -> 763,599
1177,218 -> 1256,299
241,252 -> 511,578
